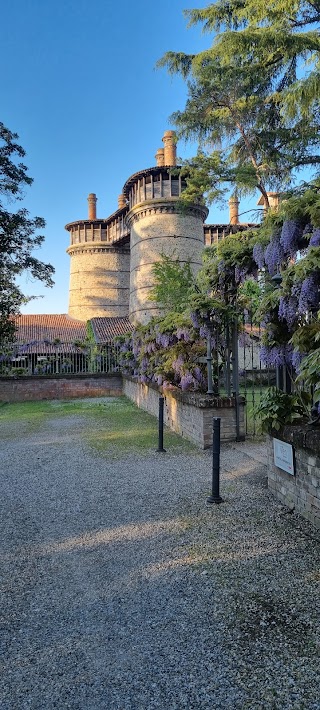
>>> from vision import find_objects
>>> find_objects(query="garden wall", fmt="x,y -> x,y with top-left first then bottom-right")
267,426 -> 320,529
123,376 -> 245,448
0,374 -> 122,403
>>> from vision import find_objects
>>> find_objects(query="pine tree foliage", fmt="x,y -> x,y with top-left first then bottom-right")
0,122 -> 54,341
158,0 -> 320,209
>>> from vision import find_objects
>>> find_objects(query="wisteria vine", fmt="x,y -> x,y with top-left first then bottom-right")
252,217 -> 320,371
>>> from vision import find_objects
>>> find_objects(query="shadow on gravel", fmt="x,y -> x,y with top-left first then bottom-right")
1,401 -> 320,709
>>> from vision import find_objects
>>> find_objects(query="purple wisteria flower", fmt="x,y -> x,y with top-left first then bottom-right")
264,238 -> 285,275
180,372 -> 194,391
190,312 -> 200,329
120,343 -> 129,353
140,357 -> 148,372
139,374 -> 149,384
193,366 -> 206,387
199,325 -> 210,338
280,220 -> 302,256
310,228 -> 320,246
260,344 -> 293,367
253,243 -> 265,269
156,333 -> 170,348
298,276 -> 319,314
278,296 -> 298,329
172,355 -> 185,372
176,327 -> 191,342
235,266 -> 247,284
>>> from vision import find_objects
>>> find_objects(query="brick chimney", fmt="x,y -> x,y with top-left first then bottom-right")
162,130 -> 177,166
118,194 -> 127,209
155,148 -> 165,167
229,195 -> 240,225
87,193 -> 97,220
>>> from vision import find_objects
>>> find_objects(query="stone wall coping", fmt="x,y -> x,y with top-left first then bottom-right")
123,375 -> 244,409
0,373 -> 122,383
273,423 -> 320,457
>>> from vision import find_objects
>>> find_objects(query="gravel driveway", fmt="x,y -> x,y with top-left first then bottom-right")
1,400 -> 320,709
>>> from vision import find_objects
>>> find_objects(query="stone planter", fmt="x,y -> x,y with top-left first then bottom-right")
123,376 -> 245,448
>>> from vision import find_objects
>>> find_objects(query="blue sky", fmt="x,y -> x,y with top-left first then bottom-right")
2,0 -> 256,315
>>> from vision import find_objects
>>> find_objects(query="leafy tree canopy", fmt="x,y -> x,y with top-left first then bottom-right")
158,0 -> 320,209
149,253 -> 195,314
0,122 -> 54,340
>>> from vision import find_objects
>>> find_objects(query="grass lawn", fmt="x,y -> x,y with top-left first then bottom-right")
0,396 -> 197,455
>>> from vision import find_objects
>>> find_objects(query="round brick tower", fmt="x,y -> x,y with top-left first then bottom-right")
66,193 -> 130,321
123,131 -> 208,324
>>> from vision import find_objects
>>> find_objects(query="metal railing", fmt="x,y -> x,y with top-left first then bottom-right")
205,315 -> 274,437
0,342 -> 121,377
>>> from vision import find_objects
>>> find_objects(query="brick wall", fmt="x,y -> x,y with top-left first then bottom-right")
0,374 -> 123,403
267,427 -> 320,529
123,376 -> 245,448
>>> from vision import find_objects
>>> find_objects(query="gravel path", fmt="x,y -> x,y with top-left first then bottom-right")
1,402 -> 320,709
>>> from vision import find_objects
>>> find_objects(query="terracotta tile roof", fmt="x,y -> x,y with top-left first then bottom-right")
91,317 -> 132,343
12,314 -> 87,353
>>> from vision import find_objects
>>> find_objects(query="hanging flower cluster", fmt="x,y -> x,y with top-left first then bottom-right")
264,236 -> 285,276
260,343 -> 293,367
280,220 -> 302,257
252,210 -> 320,372
117,315 -> 209,392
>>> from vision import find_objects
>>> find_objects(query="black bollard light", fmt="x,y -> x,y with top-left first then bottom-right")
207,417 -> 223,504
157,396 -> 166,452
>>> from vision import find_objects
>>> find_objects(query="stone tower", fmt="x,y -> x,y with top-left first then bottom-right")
65,130 -> 209,324
66,193 -> 130,321
124,130 -> 208,324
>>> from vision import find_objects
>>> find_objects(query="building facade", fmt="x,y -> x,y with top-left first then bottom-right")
65,130 -> 251,325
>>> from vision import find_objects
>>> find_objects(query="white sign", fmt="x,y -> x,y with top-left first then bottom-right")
273,438 -> 295,475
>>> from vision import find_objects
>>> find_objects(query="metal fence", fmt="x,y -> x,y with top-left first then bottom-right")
237,316 -> 275,437
205,315 -> 274,438
214,314 -> 314,438
0,342 -> 121,377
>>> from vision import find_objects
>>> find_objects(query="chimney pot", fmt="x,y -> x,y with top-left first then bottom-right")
87,193 -> 97,220
162,130 -> 177,166
155,148 -> 165,167
229,195 -> 240,225
118,194 -> 127,209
